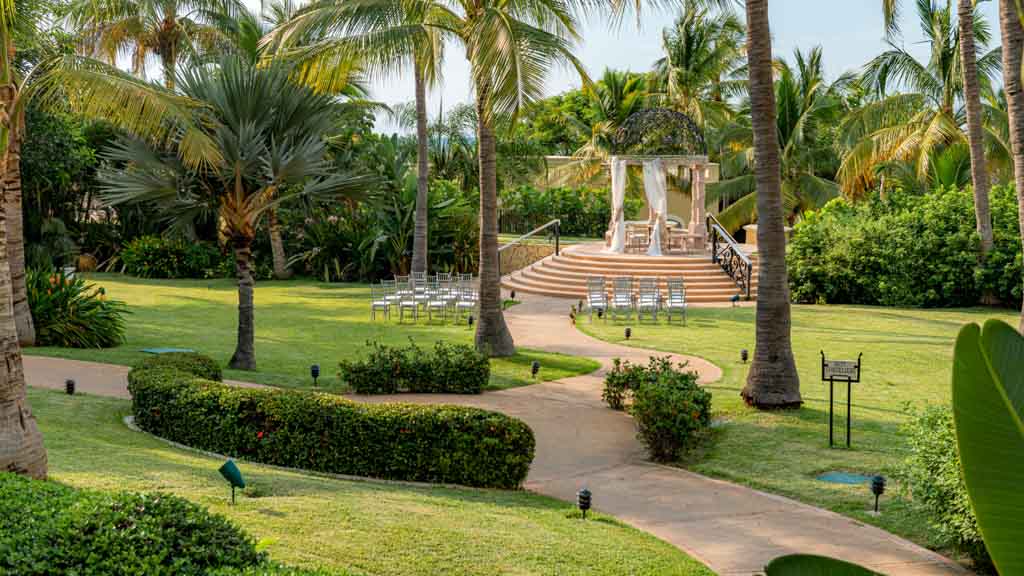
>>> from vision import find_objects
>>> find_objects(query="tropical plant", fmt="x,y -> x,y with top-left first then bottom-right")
741,0 -> 802,408
839,0 -> 1000,198
763,554 -> 879,575
85,56 -> 370,369
951,319 -> 1024,575
26,267 -> 127,348
709,47 -> 845,233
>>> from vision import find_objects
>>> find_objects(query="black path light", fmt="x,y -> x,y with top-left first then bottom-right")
219,459 -> 246,505
871,475 -> 886,513
510,290 -> 516,300
597,308 -> 604,320
468,314 -> 475,327
310,364 -> 320,387
577,487 -> 592,519
531,360 -> 541,379
740,349 -> 749,363
65,379 -> 76,395
625,327 -> 632,340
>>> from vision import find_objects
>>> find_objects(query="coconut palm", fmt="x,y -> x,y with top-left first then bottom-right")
650,0 -> 744,128
840,0 -> 1000,197
51,56 -> 370,369
741,0 -> 802,408
709,47 -> 846,234
267,0 -> 444,277
996,0 -> 1024,331
883,0 -> 994,253
63,0 -> 244,89
0,0 -> 46,479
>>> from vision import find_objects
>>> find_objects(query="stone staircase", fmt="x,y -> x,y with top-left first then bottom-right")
502,243 -> 758,304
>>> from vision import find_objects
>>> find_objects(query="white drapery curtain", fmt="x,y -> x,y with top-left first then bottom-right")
643,160 -> 667,256
604,157 -> 628,253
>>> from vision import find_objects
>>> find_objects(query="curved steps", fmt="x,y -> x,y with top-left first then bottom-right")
502,243 -> 757,304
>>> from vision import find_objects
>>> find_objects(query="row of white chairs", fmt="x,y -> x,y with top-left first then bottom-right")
585,276 -> 687,324
371,273 -> 478,323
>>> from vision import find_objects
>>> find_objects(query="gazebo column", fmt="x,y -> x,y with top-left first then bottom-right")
688,164 -> 707,242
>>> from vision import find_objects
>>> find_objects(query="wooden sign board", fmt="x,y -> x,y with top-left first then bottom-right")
823,360 -> 860,382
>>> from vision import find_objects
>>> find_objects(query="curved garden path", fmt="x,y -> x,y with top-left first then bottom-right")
24,294 -> 964,575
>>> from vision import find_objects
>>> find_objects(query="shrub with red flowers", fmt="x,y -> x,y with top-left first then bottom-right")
625,357 -> 711,462
27,267 -> 127,348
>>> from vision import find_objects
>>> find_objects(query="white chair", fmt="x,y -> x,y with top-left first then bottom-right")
586,276 -> 608,321
637,277 -> 660,322
455,284 -> 478,321
611,276 -> 635,321
370,281 -> 392,321
666,277 -> 687,326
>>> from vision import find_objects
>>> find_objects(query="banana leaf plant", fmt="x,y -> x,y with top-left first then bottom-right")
764,554 -> 879,575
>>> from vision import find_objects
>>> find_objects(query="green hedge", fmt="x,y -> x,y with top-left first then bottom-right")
133,352 -> 223,381
120,235 -> 228,279
0,472 -> 265,575
339,341 -> 489,394
788,186 -> 1023,307
128,367 -> 535,489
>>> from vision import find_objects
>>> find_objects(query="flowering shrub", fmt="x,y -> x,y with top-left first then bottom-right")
27,267 -> 127,348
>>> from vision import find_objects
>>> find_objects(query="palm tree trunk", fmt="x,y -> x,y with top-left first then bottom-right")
3,89 -> 31,346
411,62 -> 430,275
267,208 -> 291,280
0,77 -> 46,478
228,236 -> 256,370
474,79 -> 515,357
740,0 -> 801,408
999,0 -> 1024,332
960,0 -> 994,255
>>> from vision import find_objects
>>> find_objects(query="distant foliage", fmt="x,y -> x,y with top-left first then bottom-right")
340,340 -> 489,394
128,368 -> 534,489
0,473 -> 265,575
499,185 -> 643,237
120,236 -> 228,279
896,406 -> 992,571
788,186 -> 1022,307
27,268 -> 127,348
133,352 -> 223,382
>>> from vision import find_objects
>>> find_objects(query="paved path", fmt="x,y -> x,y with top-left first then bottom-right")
25,295 -> 964,575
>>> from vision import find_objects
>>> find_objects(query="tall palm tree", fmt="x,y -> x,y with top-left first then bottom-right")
48,56 -> 370,369
651,0 -> 744,128
268,0 -> 444,277
64,0 -> 242,89
0,0 -> 46,479
709,47 -> 846,233
997,0 -> 1024,331
840,0 -> 1000,197
741,0 -> 801,408
884,0 -> 993,253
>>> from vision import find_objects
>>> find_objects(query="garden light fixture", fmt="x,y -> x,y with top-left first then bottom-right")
531,360 -> 540,379
468,314 -> 474,327
65,379 -> 76,395
219,459 -> 246,505
577,487 -> 592,519
740,349 -> 749,363
310,364 -> 320,387
625,327 -> 632,340
870,475 -> 886,513
597,309 -> 604,320
510,290 -> 516,301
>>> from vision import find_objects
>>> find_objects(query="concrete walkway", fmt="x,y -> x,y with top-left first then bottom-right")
25,295 -> 964,575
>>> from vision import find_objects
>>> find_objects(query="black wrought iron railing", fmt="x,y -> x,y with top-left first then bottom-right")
497,219 -> 561,277
706,214 -> 753,300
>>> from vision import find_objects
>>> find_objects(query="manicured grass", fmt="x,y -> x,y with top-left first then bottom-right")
28,274 -> 597,391
578,304 -> 1018,554
31,387 -> 712,576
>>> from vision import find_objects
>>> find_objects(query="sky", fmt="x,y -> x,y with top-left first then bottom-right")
243,0 -> 1002,127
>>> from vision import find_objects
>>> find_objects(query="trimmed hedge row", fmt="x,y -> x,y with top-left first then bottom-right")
339,341 -> 489,394
128,362 -> 535,489
0,472 -> 265,575
134,351 -> 223,381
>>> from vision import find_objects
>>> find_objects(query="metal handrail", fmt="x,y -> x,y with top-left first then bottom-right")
706,214 -> 753,300
497,219 -> 561,277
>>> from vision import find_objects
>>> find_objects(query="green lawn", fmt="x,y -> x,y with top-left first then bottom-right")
33,387 -> 711,576
578,304 -> 1019,554
28,274 -> 597,391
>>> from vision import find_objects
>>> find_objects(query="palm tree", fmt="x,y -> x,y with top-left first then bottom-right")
651,0 -> 744,128
709,47 -> 845,233
64,0 -> 242,89
840,0 -> 1000,197
997,0 -> 1024,331
883,0 -> 994,253
0,0 -> 46,479
267,0 -> 444,277
58,56 -> 370,369
741,0 -> 801,408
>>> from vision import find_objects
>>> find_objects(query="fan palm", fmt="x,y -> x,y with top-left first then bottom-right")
72,56 -> 370,369
839,0 -> 1000,197
708,47 -> 845,234
63,0 -> 244,89
0,0 -> 46,479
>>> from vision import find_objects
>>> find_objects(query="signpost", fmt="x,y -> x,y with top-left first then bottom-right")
821,351 -> 862,448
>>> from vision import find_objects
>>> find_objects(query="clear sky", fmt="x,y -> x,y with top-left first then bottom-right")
244,0 -> 1002,123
